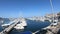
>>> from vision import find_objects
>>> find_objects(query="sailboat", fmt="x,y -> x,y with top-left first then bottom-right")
43,0 -> 58,30
50,0 -> 58,26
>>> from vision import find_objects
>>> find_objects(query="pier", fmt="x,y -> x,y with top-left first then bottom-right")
0,19 -> 20,34
42,22 -> 60,34
0,18 -> 27,34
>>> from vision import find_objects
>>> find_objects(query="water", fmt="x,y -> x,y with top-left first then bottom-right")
0,19 -> 51,34
3,18 -> 10,24
0,26 -> 3,32
9,19 -> 51,34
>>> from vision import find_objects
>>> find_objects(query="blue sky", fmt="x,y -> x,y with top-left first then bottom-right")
0,0 -> 60,18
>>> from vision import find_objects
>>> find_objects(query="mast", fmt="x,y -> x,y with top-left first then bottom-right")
50,0 -> 54,23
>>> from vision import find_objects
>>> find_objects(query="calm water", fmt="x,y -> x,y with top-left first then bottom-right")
0,19 -> 51,34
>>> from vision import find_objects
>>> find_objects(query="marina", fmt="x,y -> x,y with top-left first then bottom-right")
0,0 -> 60,34
0,13 -> 59,34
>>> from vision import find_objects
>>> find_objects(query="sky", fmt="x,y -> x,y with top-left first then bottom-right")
0,0 -> 60,18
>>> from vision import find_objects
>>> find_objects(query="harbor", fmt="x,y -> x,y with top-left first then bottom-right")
0,12 -> 60,34
0,0 -> 60,34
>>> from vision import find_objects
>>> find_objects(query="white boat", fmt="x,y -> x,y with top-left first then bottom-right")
1,20 -> 16,27
1,24 -> 10,27
14,20 -> 27,30
14,24 -> 24,30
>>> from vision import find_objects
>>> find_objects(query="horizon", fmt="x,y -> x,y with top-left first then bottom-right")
0,0 -> 60,18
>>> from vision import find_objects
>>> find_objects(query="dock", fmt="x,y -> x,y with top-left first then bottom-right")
0,18 -> 27,34
42,22 -> 60,34
0,19 -> 20,34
